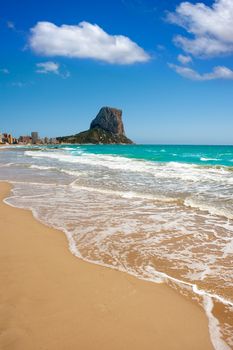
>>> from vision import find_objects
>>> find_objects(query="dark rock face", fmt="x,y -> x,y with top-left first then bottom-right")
90,107 -> 125,135
57,107 -> 133,144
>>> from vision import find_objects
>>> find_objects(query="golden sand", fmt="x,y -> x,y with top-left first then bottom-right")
0,182 -> 213,350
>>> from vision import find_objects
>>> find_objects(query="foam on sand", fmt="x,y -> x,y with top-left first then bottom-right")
0,181 -> 214,350
1,144 -> 233,349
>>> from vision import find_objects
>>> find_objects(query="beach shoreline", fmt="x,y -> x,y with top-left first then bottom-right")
0,181 -> 214,350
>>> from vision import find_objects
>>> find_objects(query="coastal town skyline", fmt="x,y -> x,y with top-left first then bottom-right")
0,131 -> 59,145
1,0 -> 233,145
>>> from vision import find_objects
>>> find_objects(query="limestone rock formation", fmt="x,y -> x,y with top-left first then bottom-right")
57,107 -> 133,144
90,107 -> 125,135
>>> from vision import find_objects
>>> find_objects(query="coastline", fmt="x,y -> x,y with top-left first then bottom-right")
0,182 -> 213,350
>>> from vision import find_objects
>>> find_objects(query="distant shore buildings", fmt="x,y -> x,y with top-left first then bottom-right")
0,133 -> 17,145
0,131 -> 59,145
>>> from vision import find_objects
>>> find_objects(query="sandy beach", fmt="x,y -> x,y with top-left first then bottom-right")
0,182 -> 213,350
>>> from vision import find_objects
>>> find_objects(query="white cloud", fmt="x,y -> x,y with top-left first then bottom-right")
168,64 -> 233,81
174,35 -> 232,57
29,21 -> 150,64
36,61 -> 59,74
0,68 -> 9,74
36,61 -> 70,78
177,54 -> 192,65
167,0 -> 233,57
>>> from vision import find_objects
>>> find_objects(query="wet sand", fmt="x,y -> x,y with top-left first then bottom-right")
0,182 -> 213,350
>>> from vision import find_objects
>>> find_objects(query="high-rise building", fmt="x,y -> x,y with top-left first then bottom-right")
31,132 -> 39,144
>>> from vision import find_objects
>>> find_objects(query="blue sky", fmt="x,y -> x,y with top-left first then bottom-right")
1,0 -> 233,144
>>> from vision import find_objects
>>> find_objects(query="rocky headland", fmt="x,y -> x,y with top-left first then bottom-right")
57,107 -> 133,144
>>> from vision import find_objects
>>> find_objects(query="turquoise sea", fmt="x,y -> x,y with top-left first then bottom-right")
0,144 -> 233,350
40,144 -> 233,166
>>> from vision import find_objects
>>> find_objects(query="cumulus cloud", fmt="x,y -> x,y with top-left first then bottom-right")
36,61 -> 70,78
168,64 -> 233,81
29,21 -> 150,64
177,54 -> 192,65
167,0 -> 233,57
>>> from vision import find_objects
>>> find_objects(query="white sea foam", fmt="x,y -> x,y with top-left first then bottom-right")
5,185 -> 233,350
201,157 -> 220,161
10,180 -> 66,187
222,237 -> 233,258
71,183 -> 177,203
203,296 -> 231,350
0,162 -> 14,167
25,150 -> 233,185
184,197 -> 233,220
132,265 -> 233,308
60,169 -> 83,177
4,187 -> 233,311
0,145 -> 12,149
2,146 -> 233,350
30,165 -> 56,170
25,149 -> 233,220
61,146 -> 77,150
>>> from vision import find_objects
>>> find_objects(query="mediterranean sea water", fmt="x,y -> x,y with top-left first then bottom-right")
0,144 -> 233,350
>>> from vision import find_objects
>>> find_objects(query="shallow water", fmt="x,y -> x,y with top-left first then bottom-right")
1,144 -> 233,349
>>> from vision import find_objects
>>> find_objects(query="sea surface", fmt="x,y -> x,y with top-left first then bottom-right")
0,144 -> 233,349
